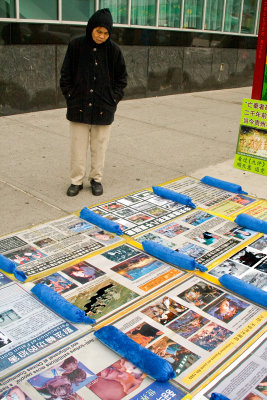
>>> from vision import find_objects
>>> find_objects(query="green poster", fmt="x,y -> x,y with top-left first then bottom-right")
234,98 -> 267,176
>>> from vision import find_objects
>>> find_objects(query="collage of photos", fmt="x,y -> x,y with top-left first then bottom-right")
209,235 -> 267,291
162,177 -> 257,214
33,243 -> 186,323
90,189 -> 193,237
136,209 -> 258,267
196,333 -> 267,400
0,215 -> 125,278
0,330 -> 188,400
114,275 -> 265,391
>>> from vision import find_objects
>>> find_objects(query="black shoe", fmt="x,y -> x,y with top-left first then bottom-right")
67,184 -> 83,197
91,179 -> 103,196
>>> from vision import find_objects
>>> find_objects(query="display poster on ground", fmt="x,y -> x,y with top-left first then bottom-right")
113,275 -> 266,393
0,332 -> 188,400
194,331 -> 267,400
0,215 -> 124,279
207,234 -> 267,291
0,283 -> 84,380
161,177 -> 262,217
89,189 -> 193,237
234,98 -> 267,176
29,243 -> 188,325
134,208 -> 261,266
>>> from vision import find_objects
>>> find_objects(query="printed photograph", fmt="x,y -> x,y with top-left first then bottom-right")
90,207 -> 109,216
111,253 -> 165,281
137,232 -> 176,249
243,393 -> 263,400
237,125 -> 267,158
126,322 -> 163,346
255,258 -> 267,273
168,310 -> 210,338
88,358 -> 145,400
204,294 -> 249,323
155,222 -> 189,238
256,376 -> 267,395
230,248 -> 266,267
249,235 -> 267,252
86,228 -> 119,245
178,243 -> 206,259
118,195 -> 142,206
189,322 -> 232,352
141,297 -> 188,325
67,221 -> 93,233
144,206 -> 168,217
35,272 -> 78,294
34,237 -> 56,248
0,309 -> 21,327
209,259 -> 249,279
102,245 -> 141,263
0,386 -> 32,400
133,190 -> 154,200
182,211 -> 213,226
179,282 -> 223,309
0,272 -> 12,287
5,246 -> 46,265
104,215 -> 132,231
113,208 -> 136,218
100,202 -> 125,211
193,231 -> 221,246
0,330 -> 12,348
225,226 -> 255,241
28,355 -> 96,400
69,278 -> 139,320
127,213 -> 153,225
242,270 -> 267,291
230,194 -> 256,207
63,262 -> 105,284
149,336 -> 200,376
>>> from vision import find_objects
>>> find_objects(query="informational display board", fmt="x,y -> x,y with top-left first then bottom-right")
194,331 -> 267,400
0,332 -> 188,400
234,98 -> 267,176
0,175 -> 266,400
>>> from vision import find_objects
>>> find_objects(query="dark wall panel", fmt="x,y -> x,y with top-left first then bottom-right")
0,44 -> 256,116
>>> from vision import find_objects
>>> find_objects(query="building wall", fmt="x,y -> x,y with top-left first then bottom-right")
0,24 -> 257,116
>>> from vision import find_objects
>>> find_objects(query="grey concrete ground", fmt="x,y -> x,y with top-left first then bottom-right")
0,86 -> 266,237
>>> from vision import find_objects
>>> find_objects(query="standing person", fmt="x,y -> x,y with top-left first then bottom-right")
60,8 -> 127,196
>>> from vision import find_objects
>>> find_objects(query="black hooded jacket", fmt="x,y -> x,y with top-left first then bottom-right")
60,9 -> 127,125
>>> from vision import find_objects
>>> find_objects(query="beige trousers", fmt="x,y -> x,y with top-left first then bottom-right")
70,121 -> 111,185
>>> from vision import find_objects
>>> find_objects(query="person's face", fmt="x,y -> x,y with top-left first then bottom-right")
100,367 -> 123,381
92,27 -> 109,44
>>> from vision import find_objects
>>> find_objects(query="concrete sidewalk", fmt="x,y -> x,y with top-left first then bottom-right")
0,86 -> 266,236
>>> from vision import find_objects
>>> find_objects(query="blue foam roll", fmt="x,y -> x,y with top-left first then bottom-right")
219,274 -> 267,308
201,176 -> 248,194
234,213 -> 267,234
0,253 -> 27,282
94,325 -> 176,382
152,186 -> 196,208
31,284 -> 96,324
210,394 -> 230,400
80,207 -> 123,236
142,240 -> 207,272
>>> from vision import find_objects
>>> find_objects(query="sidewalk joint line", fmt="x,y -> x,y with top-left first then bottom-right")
0,179 -> 64,212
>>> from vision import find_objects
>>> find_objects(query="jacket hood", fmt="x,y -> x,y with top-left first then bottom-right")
86,8 -> 113,43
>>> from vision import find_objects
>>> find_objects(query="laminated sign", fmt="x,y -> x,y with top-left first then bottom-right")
234,98 -> 267,176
